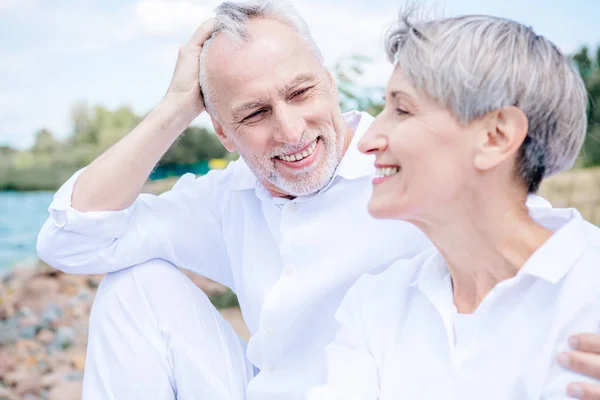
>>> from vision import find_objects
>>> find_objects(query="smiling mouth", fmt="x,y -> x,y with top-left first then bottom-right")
276,138 -> 319,163
375,166 -> 400,177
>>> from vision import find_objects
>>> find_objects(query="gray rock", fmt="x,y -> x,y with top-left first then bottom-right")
65,371 -> 84,381
41,305 -> 63,327
0,318 -> 19,345
16,307 -> 33,318
55,327 -> 75,349
18,325 -> 37,340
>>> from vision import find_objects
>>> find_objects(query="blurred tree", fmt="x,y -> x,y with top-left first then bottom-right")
32,128 -> 59,155
161,126 -> 227,165
573,46 -> 600,167
333,54 -> 385,116
93,105 -> 141,150
71,101 -> 96,146
0,146 -> 17,159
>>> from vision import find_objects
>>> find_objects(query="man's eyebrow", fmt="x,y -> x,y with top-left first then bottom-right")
230,99 -> 269,120
229,74 -> 317,120
279,74 -> 316,96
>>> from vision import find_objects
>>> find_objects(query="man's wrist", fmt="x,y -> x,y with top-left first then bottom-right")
160,94 -> 203,122
149,97 -> 202,137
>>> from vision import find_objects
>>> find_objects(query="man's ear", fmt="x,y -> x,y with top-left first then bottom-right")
474,106 -> 529,172
211,116 -> 235,152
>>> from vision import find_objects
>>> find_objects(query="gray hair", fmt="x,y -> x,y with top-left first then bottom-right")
199,1 -> 324,119
385,10 -> 588,192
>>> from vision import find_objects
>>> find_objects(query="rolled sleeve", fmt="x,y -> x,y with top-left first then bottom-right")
37,170 -> 235,289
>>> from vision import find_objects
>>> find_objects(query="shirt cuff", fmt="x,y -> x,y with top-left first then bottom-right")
47,168 -> 136,239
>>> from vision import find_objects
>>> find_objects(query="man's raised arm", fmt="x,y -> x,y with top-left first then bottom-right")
72,19 -> 215,212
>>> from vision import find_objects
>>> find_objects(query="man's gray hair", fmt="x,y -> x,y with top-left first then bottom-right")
385,11 -> 588,192
199,1 -> 324,119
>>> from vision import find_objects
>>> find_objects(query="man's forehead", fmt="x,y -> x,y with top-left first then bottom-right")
208,19 -> 311,71
204,18 -> 323,117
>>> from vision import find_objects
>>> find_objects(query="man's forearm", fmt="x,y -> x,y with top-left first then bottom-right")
71,99 -> 199,212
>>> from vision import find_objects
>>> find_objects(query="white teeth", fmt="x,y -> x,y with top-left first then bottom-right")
278,139 -> 318,162
375,167 -> 400,177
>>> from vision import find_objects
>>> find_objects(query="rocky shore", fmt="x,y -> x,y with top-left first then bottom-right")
0,262 -> 248,400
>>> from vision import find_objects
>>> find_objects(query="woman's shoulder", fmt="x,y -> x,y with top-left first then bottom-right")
558,216 -> 600,293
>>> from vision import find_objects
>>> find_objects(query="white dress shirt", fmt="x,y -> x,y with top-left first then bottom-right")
37,111 -> 436,399
308,208 -> 600,400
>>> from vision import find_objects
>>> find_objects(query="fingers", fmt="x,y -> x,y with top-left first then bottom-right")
559,350 -> 600,380
572,334 -> 600,355
567,382 -> 600,399
188,18 -> 217,49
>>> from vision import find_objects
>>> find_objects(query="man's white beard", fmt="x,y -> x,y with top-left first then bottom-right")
236,126 -> 344,197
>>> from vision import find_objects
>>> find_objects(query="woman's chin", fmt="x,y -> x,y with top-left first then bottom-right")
367,197 -> 412,221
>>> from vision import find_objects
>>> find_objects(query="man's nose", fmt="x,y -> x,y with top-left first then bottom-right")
273,108 -> 306,144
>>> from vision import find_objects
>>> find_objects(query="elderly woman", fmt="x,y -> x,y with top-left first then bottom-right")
308,12 -> 600,400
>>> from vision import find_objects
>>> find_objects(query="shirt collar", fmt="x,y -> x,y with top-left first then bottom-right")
519,208 -> 589,284
334,110 -> 376,181
408,208 -> 589,288
229,110 -> 375,192
408,249 -> 447,288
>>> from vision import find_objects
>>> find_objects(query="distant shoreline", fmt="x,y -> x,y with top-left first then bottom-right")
0,176 -> 179,195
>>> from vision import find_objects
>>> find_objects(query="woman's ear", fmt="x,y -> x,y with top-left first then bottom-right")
211,116 -> 235,152
474,106 -> 529,171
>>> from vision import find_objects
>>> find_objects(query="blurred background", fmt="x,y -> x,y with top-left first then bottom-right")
1,0 -> 600,398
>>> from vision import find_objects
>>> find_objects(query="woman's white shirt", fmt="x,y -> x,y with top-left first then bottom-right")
308,208 -> 600,400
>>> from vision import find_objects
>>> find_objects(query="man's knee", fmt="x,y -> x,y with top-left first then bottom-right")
91,258 -> 221,338
97,259 -> 187,297
95,259 -> 210,309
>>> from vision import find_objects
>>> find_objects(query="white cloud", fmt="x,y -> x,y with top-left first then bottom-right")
134,0 -> 217,35
0,51 -> 32,74
0,0 -> 35,12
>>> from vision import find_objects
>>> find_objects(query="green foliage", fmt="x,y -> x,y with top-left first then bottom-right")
574,46 -> 600,167
162,126 -> 227,166
209,289 -> 240,309
0,103 -> 227,191
333,54 -> 385,116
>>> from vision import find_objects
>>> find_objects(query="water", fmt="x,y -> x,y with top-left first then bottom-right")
0,191 -> 54,270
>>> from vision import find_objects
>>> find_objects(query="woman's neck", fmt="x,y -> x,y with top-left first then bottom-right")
414,191 -> 553,314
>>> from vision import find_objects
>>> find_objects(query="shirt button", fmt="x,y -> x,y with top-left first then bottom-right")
290,203 -> 297,212
283,266 -> 295,277
266,327 -> 275,336
267,362 -> 275,372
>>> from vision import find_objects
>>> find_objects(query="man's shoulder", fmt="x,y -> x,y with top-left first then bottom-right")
167,158 -> 256,196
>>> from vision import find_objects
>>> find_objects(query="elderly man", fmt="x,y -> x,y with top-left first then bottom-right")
37,1 -> 600,399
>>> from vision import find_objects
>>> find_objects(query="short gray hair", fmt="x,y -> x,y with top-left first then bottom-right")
199,1 -> 324,119
385,11 -> 588,192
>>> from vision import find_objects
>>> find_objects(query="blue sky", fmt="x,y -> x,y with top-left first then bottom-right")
1,0 -> 599,149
